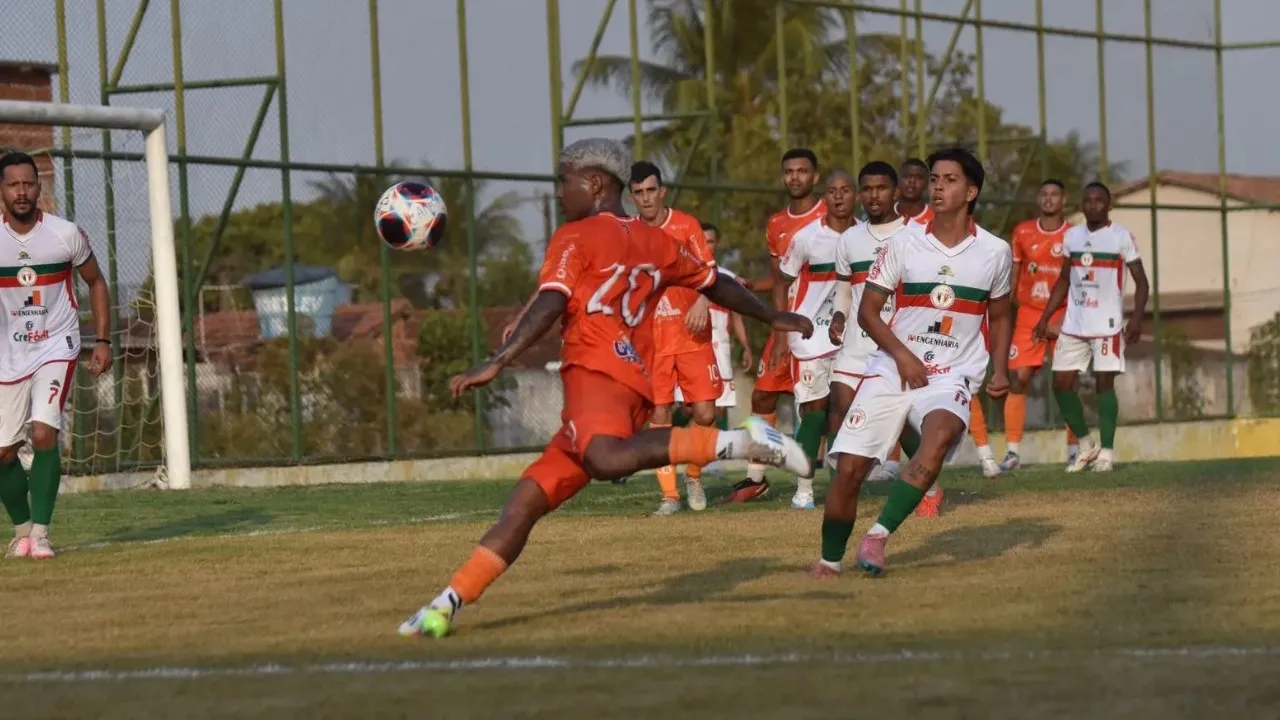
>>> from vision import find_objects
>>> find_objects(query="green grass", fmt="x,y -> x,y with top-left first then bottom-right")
4,457 -> 1280,718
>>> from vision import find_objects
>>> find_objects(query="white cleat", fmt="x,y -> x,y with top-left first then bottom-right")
398,604 -> 453,639
1066,437 -> 1100,473
651,498 -> 681,516
1091,457 -> 1114,472
980,456 -> 1002,478
5,536 -> 30,559
28,535 -> 55,560
790,491 -> 816,510
740,416 -> 813,478
998,451 -> 1021,472
1066,445 -> 1080,467
684,477 -> 707,512
868,460 -> 900,483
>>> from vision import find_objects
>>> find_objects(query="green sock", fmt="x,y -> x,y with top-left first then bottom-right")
899,427 -> 921,459
715,413 -> 729,431
876,479 -> 926,533
796,411 -> 827,466
28,448 -> 61,526
1097,389 -> 1119,449
821,517 -> 855,562
1053,388 -> 1091,439
0,459 -> 30,525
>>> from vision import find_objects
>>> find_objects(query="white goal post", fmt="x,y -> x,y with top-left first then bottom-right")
0,100 -> 191,490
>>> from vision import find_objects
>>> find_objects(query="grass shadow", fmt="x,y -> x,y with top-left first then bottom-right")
103,509 -> 274,543
892,517 -> 1061,569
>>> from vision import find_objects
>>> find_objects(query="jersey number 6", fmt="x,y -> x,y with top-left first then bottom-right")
586,263 -> 662,328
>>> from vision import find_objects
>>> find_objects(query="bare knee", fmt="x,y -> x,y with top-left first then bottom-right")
1094,372 -> 1116,393
750,390 -> 778,415
650,405 -> 674,426
1009,371 -> 1031,395
690,402 -> 716,427
1052,371 -> 1077,393
833,453 -> 872,491
0,445 -> 18,465
30,423 -> 58,451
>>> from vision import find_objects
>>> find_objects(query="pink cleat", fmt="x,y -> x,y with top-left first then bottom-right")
806,561 -> 841,579
28,536 -> 55,560
5,536 -> 30,558
854,532 -> 888,576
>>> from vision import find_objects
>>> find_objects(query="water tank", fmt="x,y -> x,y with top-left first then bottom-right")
241,265 -> 349,339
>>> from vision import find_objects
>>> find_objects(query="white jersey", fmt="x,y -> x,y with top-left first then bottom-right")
834,218 -> 910,375
1060,221 -> 1140,338
864,220 -> 1012,388
778,217 -> 848,360
0,212 -> 92,382
709,266 -> 736,378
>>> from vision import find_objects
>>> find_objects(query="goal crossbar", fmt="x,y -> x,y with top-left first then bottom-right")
0,99 -> 192,490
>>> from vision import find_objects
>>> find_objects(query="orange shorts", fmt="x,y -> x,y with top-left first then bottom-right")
521,366 -> 653,510
652,346 -> 723,406
1009,307 -> 1064,371
754,333 -> 794,394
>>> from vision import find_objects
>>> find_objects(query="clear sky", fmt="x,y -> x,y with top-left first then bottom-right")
2,0 -> 1277,289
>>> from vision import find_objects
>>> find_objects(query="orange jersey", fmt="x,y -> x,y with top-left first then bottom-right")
1011,218 -> 1071,311
766,200 -> 826,258
897,203 -> 934,227
537,212 -> 717,402
651,209 -> 717,357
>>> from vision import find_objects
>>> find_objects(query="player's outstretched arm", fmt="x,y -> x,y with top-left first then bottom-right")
987,295 -> 1014,397
701,271 -> 813,338
450,290 -> 567,398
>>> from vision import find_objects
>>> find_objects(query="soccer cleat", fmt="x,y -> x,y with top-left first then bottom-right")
1091,457 -> 1114,472
651,498 -> 681,516
915,487 -> 943,518
726,478 -> 770,503
740,416 -> 813,478
868,460 -> 900,483
684,477 -> 707,511
998,451 -> 1021,472
398,605 -> 453,639
1066,437 -> 1100,473
980,456 -> 1002,478
28,536 -> 55,560
612,475 -> 630,485
1066,445 -> 1080,467
5,536 -> 30,559
806,560 -> 840,579
790,491 -> 816,510
854,533 -> 888,576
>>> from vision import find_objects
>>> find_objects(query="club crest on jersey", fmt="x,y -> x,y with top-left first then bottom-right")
1051,242 -> 1064,257
1009,345 -> 1019,359
845,406 -> 867,430
16,266 -> 37,287
1027,261 -> 1038,275
930,283 -> 956,309
1080,252 -> 1095,267
613,339 -> 641,364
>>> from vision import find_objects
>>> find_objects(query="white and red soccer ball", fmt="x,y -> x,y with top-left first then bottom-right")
374,181 -> 448,252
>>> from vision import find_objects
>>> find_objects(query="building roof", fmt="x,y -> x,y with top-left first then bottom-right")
1113,171 -> 1280,205
0,60 -> 60,75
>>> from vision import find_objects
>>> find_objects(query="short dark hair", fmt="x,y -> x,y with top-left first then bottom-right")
1083,181 -> 1111,200
925,147 -> 985,214
1041,178 -> 1066,191
858,160 -> 898,186
629,161 -> 663,187
781,147 -> 819,170
901,157 -> 928,173
700,221 -> 719,234
0,152 -> 39,177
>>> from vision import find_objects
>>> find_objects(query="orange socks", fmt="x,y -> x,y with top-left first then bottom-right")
1005,393 -> 1027,444
969,400 -> 990,447
761,412 -> 778,427
1066,425 -> 1078,445
449,545 -> 509,605
685,464 -> 702,482
888,444 -> 902,462
668,424 -> 719,467
652,423 -> 679,500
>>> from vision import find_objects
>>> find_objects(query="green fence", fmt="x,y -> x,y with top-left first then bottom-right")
4,0 -> 1279,473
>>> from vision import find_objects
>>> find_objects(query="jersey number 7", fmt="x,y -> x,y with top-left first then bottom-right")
586,263 -> 662,328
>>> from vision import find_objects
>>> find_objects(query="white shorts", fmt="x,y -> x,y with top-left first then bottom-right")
831,348 -> 870,390
716,378 -> 737,408
792,355 -> 834,404
1052,332 -> 1125,374
829,374 -> 971,463
0,360 -> 77,447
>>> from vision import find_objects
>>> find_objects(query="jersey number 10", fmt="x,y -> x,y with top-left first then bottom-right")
586,263 -> 662,329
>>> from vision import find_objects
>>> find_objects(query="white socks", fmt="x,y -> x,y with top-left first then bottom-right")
431,587 -> 462,614
715,429 -> 751,460
1006,441 -> 1021,455
868,523 -> 890,537
976,445 -> 995,461
746,462 -> 767,483
14,521 -> 31,539
795,474 -> 814,496
1098,448 -> 1114,463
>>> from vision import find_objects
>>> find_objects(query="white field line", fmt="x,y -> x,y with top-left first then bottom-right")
9,646 -> 1280,683
64,487 -> 652,553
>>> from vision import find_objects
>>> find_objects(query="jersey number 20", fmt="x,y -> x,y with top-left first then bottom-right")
586,263 -> 662,328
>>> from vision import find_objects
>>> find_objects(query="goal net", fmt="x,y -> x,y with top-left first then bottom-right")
0,101 -> 190,489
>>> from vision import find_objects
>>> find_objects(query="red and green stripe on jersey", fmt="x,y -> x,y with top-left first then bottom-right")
1070,251 -> 1124,287
891,281 -> 990,315
0,262 -> 72,288
846,259 -> 873,286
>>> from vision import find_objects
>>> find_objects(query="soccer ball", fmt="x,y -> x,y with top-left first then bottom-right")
374,181 -> 448,251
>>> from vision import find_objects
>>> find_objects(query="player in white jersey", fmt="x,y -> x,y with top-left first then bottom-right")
1034,182 -> 1149,472
776,170 -> 857,510
828,161 -> 920,486
0,152 -> 113,560
701,223 -> 751,420
810,148 -> 1012,579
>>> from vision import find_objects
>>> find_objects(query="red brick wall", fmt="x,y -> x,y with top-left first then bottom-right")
0,63 -> 57,212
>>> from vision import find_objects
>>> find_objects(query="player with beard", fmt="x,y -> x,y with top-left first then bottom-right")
734,148 -> 826,503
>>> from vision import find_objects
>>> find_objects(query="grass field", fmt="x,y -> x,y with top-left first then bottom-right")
5,458 -> 1280,718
